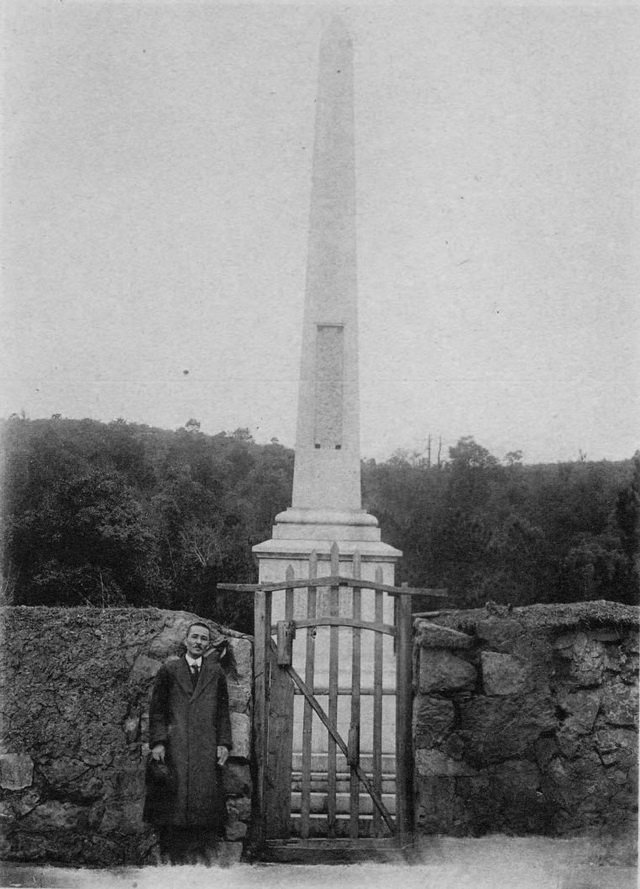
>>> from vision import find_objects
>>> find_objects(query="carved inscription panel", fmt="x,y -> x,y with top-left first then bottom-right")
314,324 -> 344,449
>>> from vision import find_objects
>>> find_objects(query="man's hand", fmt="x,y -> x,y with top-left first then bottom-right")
151,744 -> 165,762
217,746 -> 229,766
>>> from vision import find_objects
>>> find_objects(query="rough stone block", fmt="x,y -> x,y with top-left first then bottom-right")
595,728 -> 637,767
459,694 -> 556,765
415,621 -> 472,649
570,634 -> 605,687
419,650 -> 476,693
9,789 -> 41,818
553,633 -> 577,656
415,776 -> 472,834
0,754 -> 34,791
555,726 -> 587,760
227,680 -> 251,712
475,618 -> 523,651
557,689 -> 601,734
601,682 -> 638,726
227,796 -> 252,821
146,626 -> 185,658
22,801 -> 85,831
225,820 -> 248,841
228,638 -> 252,681
99,800 -> 143,833
229,712 -> 251,760
40,760 -> 104,801
620,652 -> 639,685
413,695 -> 455,747
223,762 -> 252,797
544,751 -> 613,811
626,631 -> 639,654
129,655 -> 161,683
415,749 -> 477,777
593,629 -> 622,643
482,760 -> 552,832
493,759 -> 541,793
481,652 -> 530,695
534,734 -> 560,770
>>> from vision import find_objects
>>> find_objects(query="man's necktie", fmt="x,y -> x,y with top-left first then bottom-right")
190,664 -> 200,689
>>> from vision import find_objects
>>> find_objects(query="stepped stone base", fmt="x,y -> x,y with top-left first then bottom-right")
288,754 -> 397,839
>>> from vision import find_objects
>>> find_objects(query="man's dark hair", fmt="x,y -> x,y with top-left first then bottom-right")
186,621 -> 211,638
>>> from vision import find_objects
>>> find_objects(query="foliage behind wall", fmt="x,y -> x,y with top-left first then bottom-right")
2,417 -> 638,633
363,437 -> 639,611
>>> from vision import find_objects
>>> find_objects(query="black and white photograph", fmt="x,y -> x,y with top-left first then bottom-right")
1,1 -> 638,887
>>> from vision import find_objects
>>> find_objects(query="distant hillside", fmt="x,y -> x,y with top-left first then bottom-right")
1,418 -> 637,633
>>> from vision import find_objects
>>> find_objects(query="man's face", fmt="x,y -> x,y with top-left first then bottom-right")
185,625 -> 210,659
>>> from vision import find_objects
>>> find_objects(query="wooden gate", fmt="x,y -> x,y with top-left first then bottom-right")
221,546 -> 446,863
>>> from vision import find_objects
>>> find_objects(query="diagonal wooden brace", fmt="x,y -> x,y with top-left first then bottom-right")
271,644 -> 395,835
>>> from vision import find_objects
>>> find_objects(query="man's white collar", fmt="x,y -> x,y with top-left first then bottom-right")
185,654 -> 203,667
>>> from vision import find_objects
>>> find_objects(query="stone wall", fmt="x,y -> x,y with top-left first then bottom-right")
413,600 -> 638,849
0,607 -> 253,866
2,601 -> 637,866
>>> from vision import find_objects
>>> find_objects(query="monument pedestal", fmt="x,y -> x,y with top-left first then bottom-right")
253,508 -> 401,756
254,506 -> 400,576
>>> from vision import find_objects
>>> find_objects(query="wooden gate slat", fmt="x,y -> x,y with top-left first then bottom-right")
283,660 -> 395,834
221,576 -> 446,597
300,551 -> 318,839
265,645 -> 294,839
349,550 -> 362,838
285,564 -> 294,620
372,566 -> 384,835
292,616 -> 395,635
327,542 -> 340,837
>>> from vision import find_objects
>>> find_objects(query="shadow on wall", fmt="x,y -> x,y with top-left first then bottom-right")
0,607 -> 253,867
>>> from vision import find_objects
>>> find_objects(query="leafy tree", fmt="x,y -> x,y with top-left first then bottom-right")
2,418 -> 636,627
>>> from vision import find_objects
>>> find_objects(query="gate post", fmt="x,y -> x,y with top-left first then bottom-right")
253,587 -> 272,851
395,584 -> 414,846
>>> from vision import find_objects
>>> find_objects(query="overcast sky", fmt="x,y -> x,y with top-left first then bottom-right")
3,1 -> 639,464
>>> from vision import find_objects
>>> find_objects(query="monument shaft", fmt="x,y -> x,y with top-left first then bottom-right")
254,18 -> 401,561
293,19 -> 360,512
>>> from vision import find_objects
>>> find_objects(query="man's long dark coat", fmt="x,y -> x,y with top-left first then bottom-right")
144,653 -> 232,832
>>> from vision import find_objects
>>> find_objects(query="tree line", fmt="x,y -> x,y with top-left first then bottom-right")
1,417 -> 638,633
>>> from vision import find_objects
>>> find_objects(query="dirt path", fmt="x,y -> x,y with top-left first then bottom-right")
2,836 -> 636,889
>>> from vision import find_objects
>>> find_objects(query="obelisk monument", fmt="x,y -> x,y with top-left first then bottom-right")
254,19 -> 400,579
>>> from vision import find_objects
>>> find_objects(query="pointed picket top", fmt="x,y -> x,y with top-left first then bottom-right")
286,564 -> 295,583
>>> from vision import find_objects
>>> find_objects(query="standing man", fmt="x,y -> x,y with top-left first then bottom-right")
144,621 -> 232,864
